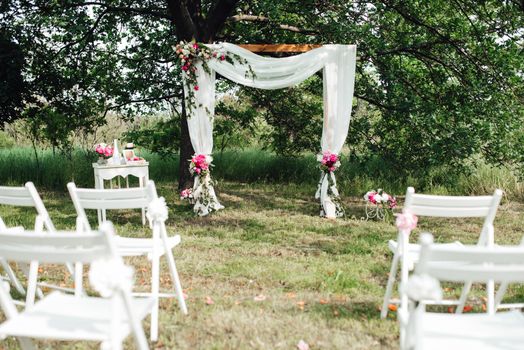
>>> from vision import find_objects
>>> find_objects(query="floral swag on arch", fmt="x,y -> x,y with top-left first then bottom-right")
177,41 -> 357,218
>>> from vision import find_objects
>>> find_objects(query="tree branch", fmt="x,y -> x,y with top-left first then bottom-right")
203,0 -> 240,42
226,14 -> 319,35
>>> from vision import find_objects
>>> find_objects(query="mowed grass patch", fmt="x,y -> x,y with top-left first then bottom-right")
0,181 -> 523,349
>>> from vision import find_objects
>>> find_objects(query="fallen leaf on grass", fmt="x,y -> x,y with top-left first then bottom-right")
205,296 -> 214,305
297,301 -> 306,310
463,305 -> 473,313
388,304 -> 398,312
286,292 -> 296,299
319,299 -> 329,305
235,300 -> 242,305
254,294 -> 267,302
297,339 -> 309,350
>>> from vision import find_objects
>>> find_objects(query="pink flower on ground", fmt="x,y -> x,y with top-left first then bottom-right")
297,340 -> 309,350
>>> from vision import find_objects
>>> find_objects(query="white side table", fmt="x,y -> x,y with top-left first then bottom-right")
92,162 -> 150,225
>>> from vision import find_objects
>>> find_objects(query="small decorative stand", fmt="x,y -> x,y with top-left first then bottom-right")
365,202 -> 387,221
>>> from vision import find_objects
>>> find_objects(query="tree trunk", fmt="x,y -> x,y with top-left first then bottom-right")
166,0 -> 240,190
178,98 -> 194,190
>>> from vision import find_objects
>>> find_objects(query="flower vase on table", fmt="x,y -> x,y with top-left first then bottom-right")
94,143 -> 114,165
364,189 -> 397,221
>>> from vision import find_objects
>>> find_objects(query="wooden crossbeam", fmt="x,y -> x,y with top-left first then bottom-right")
238,44 -> 322,53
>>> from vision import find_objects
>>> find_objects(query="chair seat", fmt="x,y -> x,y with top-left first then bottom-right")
0,291 -> 154,342
115,234 -> 181,257
419,310 -> 524,350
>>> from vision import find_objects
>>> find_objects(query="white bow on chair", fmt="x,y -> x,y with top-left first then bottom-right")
146,197 -> 169,227
89,258 -> 134,298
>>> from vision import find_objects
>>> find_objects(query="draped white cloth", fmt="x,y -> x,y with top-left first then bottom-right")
184,43 -> 357,218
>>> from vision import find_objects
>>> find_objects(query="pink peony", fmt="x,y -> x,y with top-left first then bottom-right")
103,146 -> 113,157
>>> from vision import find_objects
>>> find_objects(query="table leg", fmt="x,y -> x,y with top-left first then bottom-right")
95,176 -> 103,226
140,176 -> 146,225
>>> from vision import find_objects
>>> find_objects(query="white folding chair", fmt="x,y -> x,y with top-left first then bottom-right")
0,182 -> 61,303
400,233 -> 524,350
0,222 -> 151,350
381,187 -> 502,318
67,180 -> 187,342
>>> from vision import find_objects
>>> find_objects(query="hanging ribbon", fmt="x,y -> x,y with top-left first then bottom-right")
395,211 -> 418,233
315,171 -> 343,218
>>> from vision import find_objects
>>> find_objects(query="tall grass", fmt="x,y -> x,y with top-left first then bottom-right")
0,147 -> 521,198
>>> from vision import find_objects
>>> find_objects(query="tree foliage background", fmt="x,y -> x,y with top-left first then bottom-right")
0,0 -> 523,183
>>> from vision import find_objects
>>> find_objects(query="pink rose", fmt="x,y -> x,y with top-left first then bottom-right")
194,85 -> 199,91
220,55 -> 225,61
368,193 -> 377,204
182,65 -> 189,71
95,145 -> 104,155
193,43 -> 198,49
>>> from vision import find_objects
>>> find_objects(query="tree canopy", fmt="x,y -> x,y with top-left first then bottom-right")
1,0 -> 523,182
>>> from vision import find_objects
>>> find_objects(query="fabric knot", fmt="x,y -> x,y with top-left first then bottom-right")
403,274 -> 442,302
89,258 -> 134,297
147,196 -> 169,223
396,211 -> 418,231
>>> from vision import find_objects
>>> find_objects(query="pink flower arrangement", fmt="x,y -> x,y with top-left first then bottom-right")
180,188 -> 193,200
189,154 -> 212,176
94,143 -> 113,159
317,151 -> 341,172
175,40 -> 227,91
364,189 -> 397,209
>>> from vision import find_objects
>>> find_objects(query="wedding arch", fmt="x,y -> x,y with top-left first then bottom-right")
180,42 -> 357,218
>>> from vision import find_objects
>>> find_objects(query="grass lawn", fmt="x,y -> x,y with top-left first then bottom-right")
2,180 -> 524,349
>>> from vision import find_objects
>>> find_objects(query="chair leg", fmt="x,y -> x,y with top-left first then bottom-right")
18,337 -> 36,350
487,280 -> 495,315
0,259 -> 26,295
25,261 -> 39,308
150,250 -> 160,341
381,251 -> 400,319
456,281 -> 472,314
161,231 -> 187,314
495,282 -> 509,309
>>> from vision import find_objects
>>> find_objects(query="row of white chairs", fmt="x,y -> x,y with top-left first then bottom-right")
382,187 -> 503,317
0,181 -> 187,348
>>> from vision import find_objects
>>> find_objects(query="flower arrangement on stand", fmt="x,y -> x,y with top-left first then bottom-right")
315,151 -> 344,218
94,143 -> 114,165
175,40 -> 254,114
363,189 -> 397,221
188,154 -> 224,216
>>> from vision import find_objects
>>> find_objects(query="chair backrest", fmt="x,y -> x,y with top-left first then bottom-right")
404,187 -> 502,245
0,224 -> 115,265
416,233 -> 524,284
68,182 -> 156,230
0,182 -> 56,232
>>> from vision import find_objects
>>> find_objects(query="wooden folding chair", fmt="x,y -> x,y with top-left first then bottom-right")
400,233 -> 524,350
381,187 -> 502,318
0,222 -> 152,350
67,180 -> 187,342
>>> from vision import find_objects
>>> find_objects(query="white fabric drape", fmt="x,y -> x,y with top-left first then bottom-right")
183,43 -> 357,218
